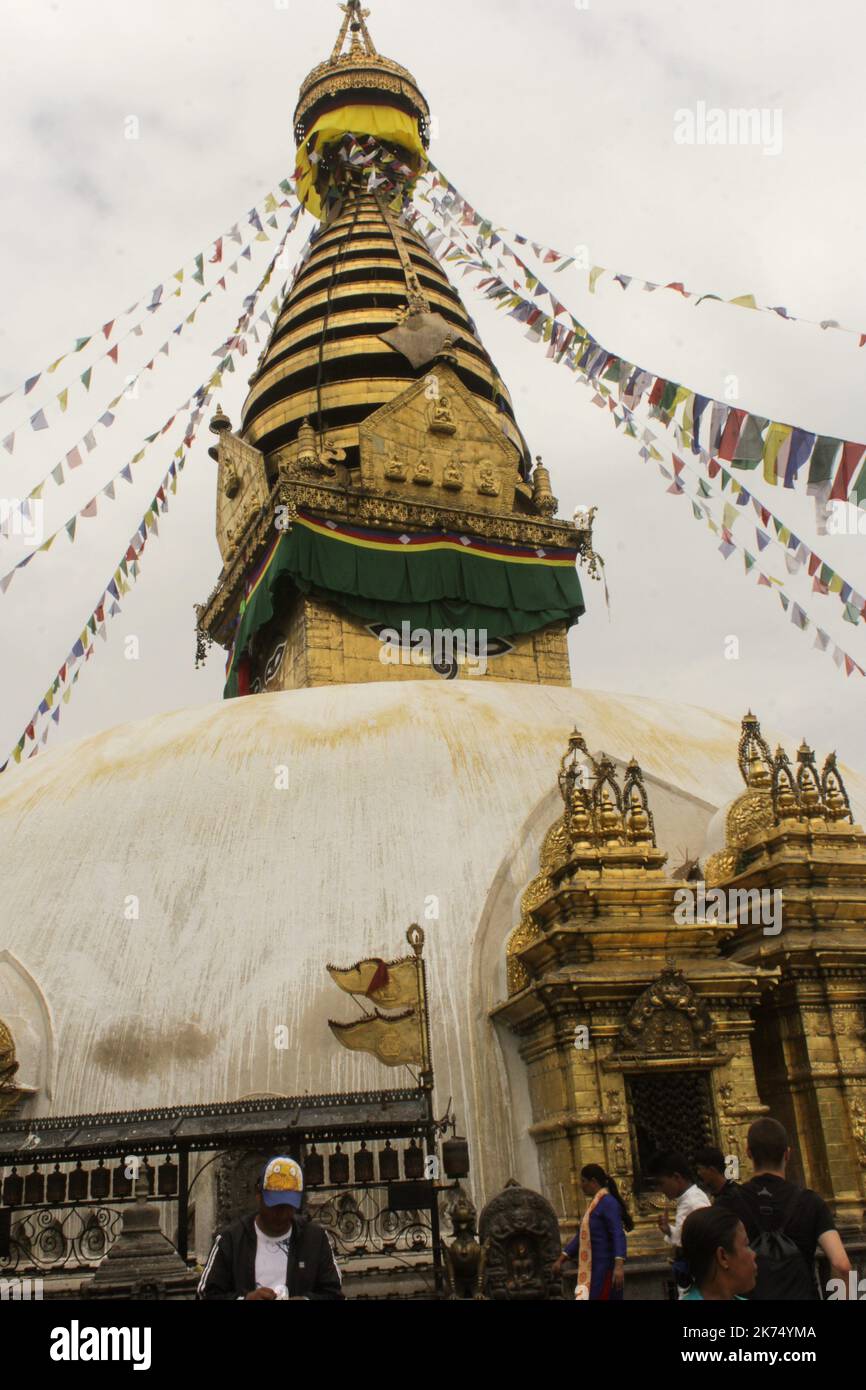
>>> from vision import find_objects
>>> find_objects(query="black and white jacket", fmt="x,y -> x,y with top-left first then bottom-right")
197,1213 -> 344,1301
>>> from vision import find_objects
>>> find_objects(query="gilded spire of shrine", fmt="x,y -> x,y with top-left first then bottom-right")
197,6 -> 588,699
331,2 -> 378,60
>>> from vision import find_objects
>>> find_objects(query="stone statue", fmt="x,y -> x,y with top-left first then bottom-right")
442,458 -> 464,491
429,394 -> 456,435
478,1180 -> 563,1300
384,446 -> 408,482
443,1191 -> 488,1299
413,456 -> 434,486
477,464 -> 500,497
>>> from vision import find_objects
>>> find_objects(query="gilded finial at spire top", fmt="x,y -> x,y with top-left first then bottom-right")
332,2 -> 377,61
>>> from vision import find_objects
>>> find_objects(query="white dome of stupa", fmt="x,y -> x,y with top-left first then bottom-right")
2,680 -> 864,1199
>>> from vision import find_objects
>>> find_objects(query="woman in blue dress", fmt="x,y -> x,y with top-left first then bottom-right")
554,1164 -> 633,1300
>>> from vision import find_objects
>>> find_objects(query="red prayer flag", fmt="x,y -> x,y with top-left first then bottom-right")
829,442 -> 866,500
718,408 -> 746,462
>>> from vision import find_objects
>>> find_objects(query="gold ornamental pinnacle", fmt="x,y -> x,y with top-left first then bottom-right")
333,1 -> 377,60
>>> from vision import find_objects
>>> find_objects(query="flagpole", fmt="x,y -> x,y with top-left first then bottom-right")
406,923 -> 443,1294
406,924 -> 432,1090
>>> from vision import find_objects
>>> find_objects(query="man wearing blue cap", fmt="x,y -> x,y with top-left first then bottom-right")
198,1156 -> 344,1300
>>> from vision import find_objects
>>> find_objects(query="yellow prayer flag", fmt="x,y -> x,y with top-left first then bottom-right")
327,957 -> 418,1009
729,294 -> 758,309
762,423 -> 791,486
58,389 -> 68,413
328,1009 -> 422,1067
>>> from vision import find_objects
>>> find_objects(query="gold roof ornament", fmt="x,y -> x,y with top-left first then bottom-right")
796,739 -> 825,819
738,710 -> 773,789
771,746 -> 800,821
293,1 -> 431,146
821,752 -> 854,824
623,758 -> 657,846
506,733 -> 667,992
706,714 -> 863,886
531,456 -> 558,517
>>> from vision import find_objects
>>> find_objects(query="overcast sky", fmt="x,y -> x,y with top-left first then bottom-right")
2,0 -> 865,779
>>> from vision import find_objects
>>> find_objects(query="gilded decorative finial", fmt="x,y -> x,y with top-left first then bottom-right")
737,711 -> 773,789
821,752 -> 854,824
795,740 -> 825,818
332,2 -> 377,62
622,758 -> 656,846
532,455 -> 558,517
592,756 -> 625,845
771,747 -> 800,822
209,403 -> 231,435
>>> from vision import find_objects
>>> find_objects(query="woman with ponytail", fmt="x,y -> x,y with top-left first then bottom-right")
553,1164 -> 633,1301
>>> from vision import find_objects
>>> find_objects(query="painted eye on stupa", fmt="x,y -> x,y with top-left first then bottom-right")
264,641 -> 287,686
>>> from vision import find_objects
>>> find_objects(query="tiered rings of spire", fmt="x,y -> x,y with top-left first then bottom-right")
241,188 -> 530,471
241,1 -> 530,475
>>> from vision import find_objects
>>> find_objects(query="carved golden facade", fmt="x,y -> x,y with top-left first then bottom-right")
710,713 -> 866,1231
494,730 -> 773,1258
495,716 -> 866,1256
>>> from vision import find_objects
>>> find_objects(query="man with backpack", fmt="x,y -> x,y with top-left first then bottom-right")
716,1118 -> 852,1300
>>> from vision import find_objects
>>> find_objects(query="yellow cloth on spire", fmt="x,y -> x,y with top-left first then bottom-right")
295,103 -> 427,218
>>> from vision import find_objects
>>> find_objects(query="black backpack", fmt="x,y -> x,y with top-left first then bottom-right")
738,1184 -> 817,1300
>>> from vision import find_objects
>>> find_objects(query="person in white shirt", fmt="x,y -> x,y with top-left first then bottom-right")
651,1152 -> 712,1254
198,1156 -> 343,1301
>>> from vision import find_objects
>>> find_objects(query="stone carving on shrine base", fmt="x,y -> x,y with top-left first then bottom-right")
479,1180 -> 563,1300
615,967 -> 716,1057
443,1190 -> 489,1299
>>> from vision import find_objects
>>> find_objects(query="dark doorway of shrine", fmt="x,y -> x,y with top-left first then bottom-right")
626,1071 -> 716,1192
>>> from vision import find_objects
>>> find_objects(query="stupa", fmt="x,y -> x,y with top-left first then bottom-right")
0,4 -> 864,1289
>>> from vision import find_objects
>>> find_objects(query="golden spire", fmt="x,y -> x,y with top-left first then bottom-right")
737,711 -> 773,789
332,2 -> 378,61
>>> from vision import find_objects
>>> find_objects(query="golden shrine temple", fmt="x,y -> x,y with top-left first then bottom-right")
0,2 -> 864,1297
